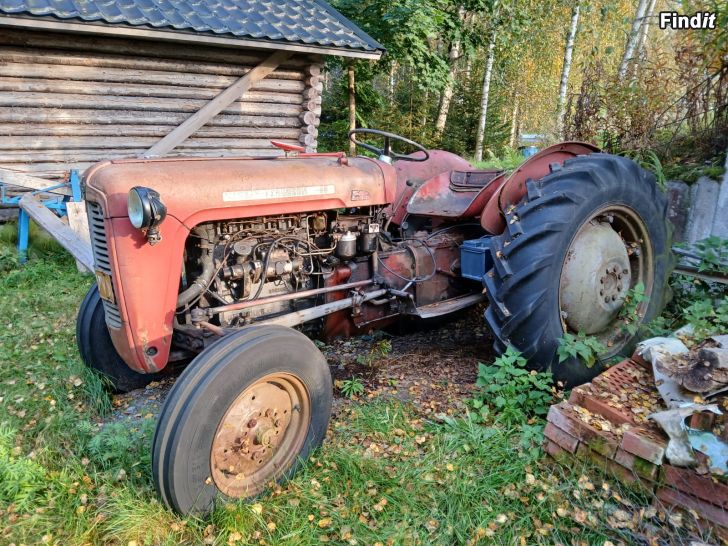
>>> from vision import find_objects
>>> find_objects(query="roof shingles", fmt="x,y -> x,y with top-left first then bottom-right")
0,0 -> 383,52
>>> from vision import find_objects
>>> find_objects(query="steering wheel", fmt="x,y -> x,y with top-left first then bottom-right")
348,129 -> 430,162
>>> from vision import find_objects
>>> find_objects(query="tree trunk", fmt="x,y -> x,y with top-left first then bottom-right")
348,64 -> 356,156
635,0 -> 657,62
618,0 -> 650,80
474,33 -> 496,163
557,4 -> 580,138
389,62 -> 397,104
434,6 -> 466,138
509,93 -> 519,148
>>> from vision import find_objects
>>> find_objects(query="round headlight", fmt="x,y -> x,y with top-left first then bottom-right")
127,187 -> 147,229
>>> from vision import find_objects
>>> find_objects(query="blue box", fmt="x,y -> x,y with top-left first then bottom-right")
460,237 -> 493,282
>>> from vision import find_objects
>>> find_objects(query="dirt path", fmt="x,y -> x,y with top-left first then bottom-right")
104,306 -> 493,425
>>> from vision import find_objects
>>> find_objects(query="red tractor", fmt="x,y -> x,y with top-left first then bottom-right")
76,130 -> 671,514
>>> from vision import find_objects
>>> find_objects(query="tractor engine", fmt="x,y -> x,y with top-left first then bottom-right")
177,207 -> 384,330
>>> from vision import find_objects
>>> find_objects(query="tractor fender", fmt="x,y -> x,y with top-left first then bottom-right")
480,141 -> 600,234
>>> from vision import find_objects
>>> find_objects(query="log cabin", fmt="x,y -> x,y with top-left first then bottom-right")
0,0 -> 383,179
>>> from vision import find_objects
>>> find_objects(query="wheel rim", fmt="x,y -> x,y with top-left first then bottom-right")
210,373 -> 311,498
559,205 -> 653,356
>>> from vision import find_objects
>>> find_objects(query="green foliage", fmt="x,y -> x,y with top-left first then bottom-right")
87,420 -> 156,482
683,296 -> 728,339
472,346 -> 554,424
356,338 -> 392,367
625,150 -> 667,191
557,331 -> 607,369
618,282 -> 648,337
339,376 -> 366,399
471,147 -> 525,172
693,236 -> 728,274
0,426 -> 49,510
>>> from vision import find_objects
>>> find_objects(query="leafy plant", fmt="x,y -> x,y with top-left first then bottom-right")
693,236 -> 728,274
683,296 -> 728,339
557,331 -> 606,368
340,376 -> 365,399
0,426 -> 48,510
618,282 -> 648,336
472,346 -> 554,425
356,338 -> 392,367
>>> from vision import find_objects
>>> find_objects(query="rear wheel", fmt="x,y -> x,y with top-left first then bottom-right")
152,325 -> 332,515
484,153 -> 673,386
76,285 -> 161,393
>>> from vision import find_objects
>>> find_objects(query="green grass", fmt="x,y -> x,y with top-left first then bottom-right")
0,235 -> 714,545
471,148 -> 526,172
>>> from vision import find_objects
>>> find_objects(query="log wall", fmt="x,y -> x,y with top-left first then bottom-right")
0,29 -> 323,179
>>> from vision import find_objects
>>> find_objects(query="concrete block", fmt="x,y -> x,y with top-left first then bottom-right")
686,176 -> 720,244
666,180 -> 690,242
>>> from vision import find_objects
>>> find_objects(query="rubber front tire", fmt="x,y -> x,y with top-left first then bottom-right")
152,325 -> 332,515
484,153 -> 673,386
76,284 -> 161,393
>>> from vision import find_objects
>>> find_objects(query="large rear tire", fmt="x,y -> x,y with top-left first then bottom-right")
484,153 -> 673,386
76,285 -> 161,393
152,325 -> 332,515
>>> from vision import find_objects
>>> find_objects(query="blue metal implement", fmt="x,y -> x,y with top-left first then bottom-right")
0,170 -> 82,262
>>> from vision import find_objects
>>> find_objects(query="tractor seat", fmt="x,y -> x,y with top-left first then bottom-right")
406,169 -> 506,219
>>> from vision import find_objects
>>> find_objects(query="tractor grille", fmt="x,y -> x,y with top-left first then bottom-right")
86,201 -> 122,329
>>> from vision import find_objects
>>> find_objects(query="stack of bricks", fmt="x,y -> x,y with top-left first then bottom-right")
544,356 -> 728,535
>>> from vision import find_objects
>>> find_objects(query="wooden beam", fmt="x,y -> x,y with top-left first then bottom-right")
19,194 -> 94,271
0,167 -> 71,195
143,51 -> 293,158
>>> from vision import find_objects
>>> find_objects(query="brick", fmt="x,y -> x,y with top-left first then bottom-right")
575,444 -> 654,494
614,448 -> 659,481
569,388 -> 634,425
689,411 -> 716,431
544,422 -> 579,453
620,428 -> 666,465
656,486 -> 728,528
544,439 -> 570,463
663,465 -> 728,509
546,403 -> 619,458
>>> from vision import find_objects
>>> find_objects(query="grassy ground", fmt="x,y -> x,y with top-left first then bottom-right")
0,231 -> 719,545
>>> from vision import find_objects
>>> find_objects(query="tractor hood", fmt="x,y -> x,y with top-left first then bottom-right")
83,155 -> 396,224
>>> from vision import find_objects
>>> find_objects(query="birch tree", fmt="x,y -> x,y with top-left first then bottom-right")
635,0 -> 658,62
474,32 -> 496,162
434,6 -> 467,137
618,0 -> 650,80
557,3 -> 580,137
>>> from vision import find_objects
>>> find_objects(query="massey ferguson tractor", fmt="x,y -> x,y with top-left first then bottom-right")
75,130 -> 671,514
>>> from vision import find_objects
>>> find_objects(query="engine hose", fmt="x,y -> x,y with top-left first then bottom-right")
176,227 -> 216,309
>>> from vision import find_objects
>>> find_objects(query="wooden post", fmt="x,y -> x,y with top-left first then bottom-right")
19,194 -> 94,271
142,50 -> 292,158
348,64 -> 356,157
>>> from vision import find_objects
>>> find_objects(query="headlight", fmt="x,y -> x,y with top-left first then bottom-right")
127,186 -> 166,230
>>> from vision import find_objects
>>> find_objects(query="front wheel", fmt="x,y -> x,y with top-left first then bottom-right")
484,153 -> 673,386
152,325 -> 332,515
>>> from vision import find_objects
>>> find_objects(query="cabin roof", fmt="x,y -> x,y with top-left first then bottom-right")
0,0 -> 383,59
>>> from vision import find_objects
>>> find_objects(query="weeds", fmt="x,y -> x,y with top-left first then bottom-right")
693,236 -> 728,274
339,376 -> 365,399
557,331 -> 607,368
472,346 -> 555,424
355,337 -> 392,367
618,282 -> 648,337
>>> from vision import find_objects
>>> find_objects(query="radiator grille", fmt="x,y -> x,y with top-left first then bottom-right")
86,201 -> 122,329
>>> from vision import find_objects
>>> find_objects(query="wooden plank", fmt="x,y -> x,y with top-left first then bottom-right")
0,109 -> 303,127
0,78 -> 305,102
0,136 -> 300,150
66,200 -> 92,273
19,194 -> 94,271
0,148 -> 285,163
0,124 -> 301,139
144,50 -> 293,158
0,29 -> 315,67
0,93 -> 302,116
0,62 -> 304,86
0,163 -> 96,177
0,49 -> 307,80
0,167 -> 71,195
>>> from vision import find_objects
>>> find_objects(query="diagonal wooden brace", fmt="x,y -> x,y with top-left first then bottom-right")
142,50 -> 293,158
